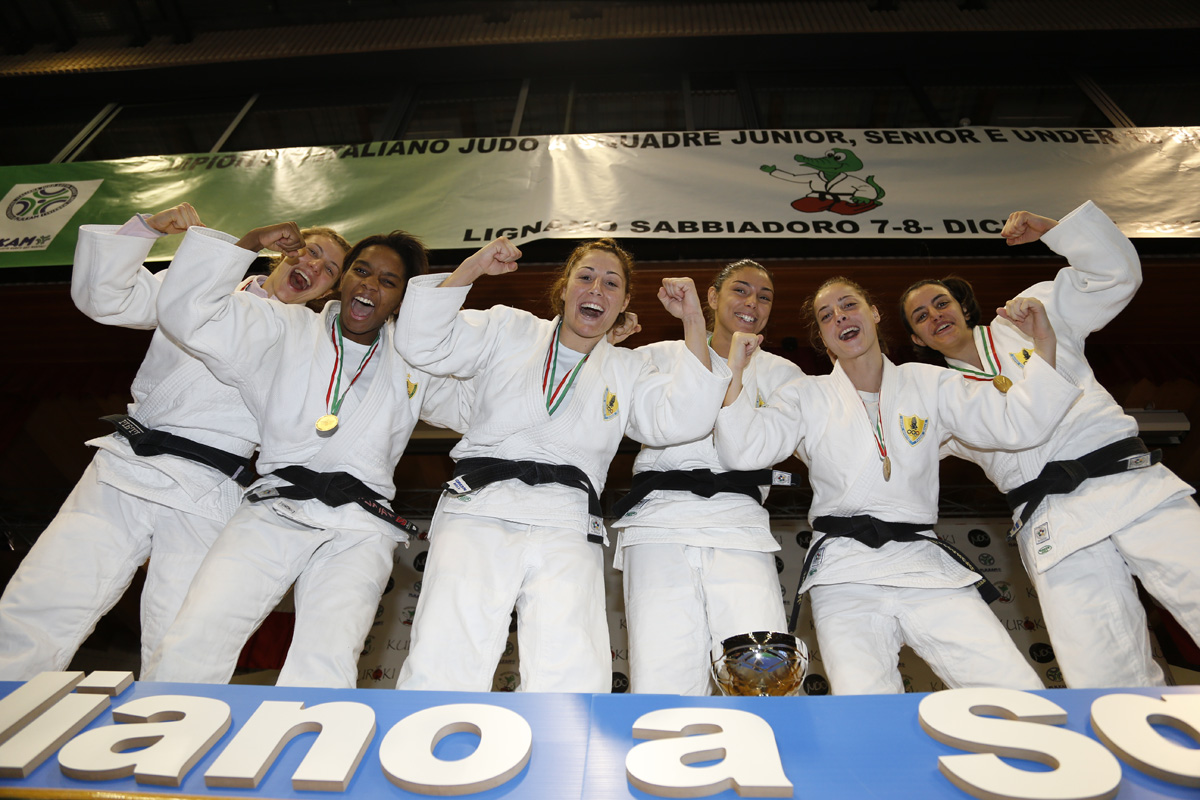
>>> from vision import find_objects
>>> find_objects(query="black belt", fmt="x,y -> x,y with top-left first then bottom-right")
1005,437 -> 1161,537
246,464 -> 419,535
611,468 -> 792,519
788,514 -> 1000,631
102,414 -> 255,487
444,457 -> 604,543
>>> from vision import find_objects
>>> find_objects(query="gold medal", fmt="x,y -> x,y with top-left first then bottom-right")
882,455 -> 892,482
315,414 -> 339,436
992,375 -> 1013,393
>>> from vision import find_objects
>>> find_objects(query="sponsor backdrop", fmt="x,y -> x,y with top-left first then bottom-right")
1,127 -> 1197,266
359,517 -> 1173,693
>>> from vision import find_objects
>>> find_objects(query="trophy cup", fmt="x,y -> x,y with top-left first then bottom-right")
711,631 -> 809,696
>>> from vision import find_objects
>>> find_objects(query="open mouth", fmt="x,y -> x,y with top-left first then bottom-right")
734,312 -> 757,326
579,302 -> 604,320
838,326 -> 860,341
347,294 -> 375,321
934,321 -> 954,335
287,268 -> 312,293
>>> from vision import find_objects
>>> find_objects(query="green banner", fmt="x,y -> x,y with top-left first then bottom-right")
3,127 -> 1197,268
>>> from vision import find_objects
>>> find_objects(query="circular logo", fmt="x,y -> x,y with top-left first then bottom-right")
383,576 -> 395,596
1046,667 -> 1063,683
413,580 -> 422,593
1029,642 -> 1055,663
612,672 -> 630,693
994,580 -> 1014,603
967,529 -> 991,548
413,551 -> 428,572
494,672 -> 519,692
796,530 -> 812,548
978,552 -> 996,566
504,641 -> 515,657
374,603 -> 385,621
7,183 -> 79,221
803,674 -> 830,695
774,555 -> 785,574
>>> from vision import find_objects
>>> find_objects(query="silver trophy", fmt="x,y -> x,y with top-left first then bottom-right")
711,631 -> 809,696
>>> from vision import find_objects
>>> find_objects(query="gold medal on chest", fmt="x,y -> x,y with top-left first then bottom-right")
882,455 -> 892,481
315,414 -> 339,437
992,375 -> 1013,393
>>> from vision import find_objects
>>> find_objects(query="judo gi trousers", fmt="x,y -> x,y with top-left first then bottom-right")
622,541 -> 786,695
809,582 -> 1044,695
1024,495 -> 1200,688
142,501 -> 395,688
0,456 -> 222,679
396,514 -> 611,693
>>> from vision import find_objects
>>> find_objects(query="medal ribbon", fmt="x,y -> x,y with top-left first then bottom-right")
862,399 -> 888,463
948,326 -> 1003,382
542,322 -> 589,415
325,314 -> 380,416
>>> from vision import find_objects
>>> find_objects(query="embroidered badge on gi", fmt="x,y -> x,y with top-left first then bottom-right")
1009,348 -> 1034,369
603,387 -> 619,419
1034,523 -> 1050,546
756,390 -> 767,408
406,375 -> 418,398
899,413 -> 927,445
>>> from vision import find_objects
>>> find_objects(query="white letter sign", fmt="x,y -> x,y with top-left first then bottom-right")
625,708 -> 793,798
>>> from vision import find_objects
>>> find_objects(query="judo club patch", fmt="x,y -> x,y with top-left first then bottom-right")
1009,348 -> 1034,369
603,386 -> 619,419
406,375 -> 418,398
899,413 -> 927,445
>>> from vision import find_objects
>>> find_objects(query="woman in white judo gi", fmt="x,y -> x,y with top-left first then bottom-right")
0,207 -> 347,680
714,276 -> 1083,695
393,237 -> 733,693
142,225 -> 469,688
900,201 -> 1200,688
611,259 -> 803,694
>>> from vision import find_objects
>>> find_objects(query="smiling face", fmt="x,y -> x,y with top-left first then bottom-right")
557,250 -> 631,352
813,281 -> 881,362
902,282 -> 975,358
708,266 -> 774,338
264,233 -> 347,305
338,244 -> 406,345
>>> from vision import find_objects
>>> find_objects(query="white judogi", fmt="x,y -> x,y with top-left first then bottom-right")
0,222 -> 258,679
944,200 -> 1200,688
613,343 -> 802,694
715,353 -> 1081,694
392,273 -> 732,693
141,228 -> 467,688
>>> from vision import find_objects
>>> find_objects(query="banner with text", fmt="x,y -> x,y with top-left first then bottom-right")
1,126 -> 1196,268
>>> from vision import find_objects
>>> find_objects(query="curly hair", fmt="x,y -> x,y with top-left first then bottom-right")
547,238 -> 635,327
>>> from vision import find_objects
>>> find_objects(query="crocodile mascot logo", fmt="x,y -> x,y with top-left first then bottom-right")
761,148 -> 885,216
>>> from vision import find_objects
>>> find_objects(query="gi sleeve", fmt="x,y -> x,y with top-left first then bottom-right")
935,356 -> 1082,451
154,227 -> 288,404
713,375 -> 807,470
1028,200 -> 1141,345
393,273 -> 504,378
70,223 -> 165,329
417,373 -> 475,434
624,343 -> 733,446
